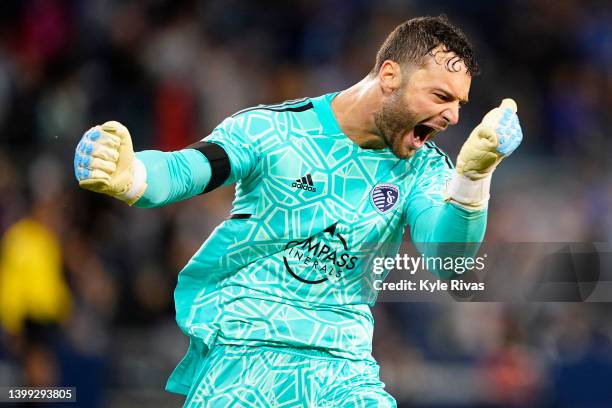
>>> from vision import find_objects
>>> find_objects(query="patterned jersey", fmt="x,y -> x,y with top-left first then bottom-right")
164,93 -> 483,393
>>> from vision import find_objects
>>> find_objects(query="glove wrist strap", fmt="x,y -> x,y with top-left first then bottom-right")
444,172 -> 491,210
117,157 -> 147,205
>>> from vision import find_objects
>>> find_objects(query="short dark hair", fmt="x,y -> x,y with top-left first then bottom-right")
372,15 -> 479,76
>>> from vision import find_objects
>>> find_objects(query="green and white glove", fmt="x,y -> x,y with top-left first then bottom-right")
74,121 -> 147,205
445,98 -> 523,209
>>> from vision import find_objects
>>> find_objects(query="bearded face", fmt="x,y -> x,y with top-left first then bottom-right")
374,50 -> 472,159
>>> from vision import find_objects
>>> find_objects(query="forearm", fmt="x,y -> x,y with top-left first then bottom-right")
134,149 -> 212,208
414,202 -> 486,242
411,202 -> 487,278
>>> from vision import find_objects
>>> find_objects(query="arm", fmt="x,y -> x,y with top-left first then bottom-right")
407,180 -> 487,244
406,98 -> 523,278
405,154 -> 487,278
74,117 -> 258,207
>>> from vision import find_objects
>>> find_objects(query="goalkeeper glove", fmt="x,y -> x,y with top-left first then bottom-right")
74,121 -> 147,205
445,98 -> 523,209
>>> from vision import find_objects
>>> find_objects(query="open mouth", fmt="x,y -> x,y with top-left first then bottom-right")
413,124 -> 435,142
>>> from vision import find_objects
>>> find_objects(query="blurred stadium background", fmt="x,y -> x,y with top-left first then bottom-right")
0,0 -> 611,407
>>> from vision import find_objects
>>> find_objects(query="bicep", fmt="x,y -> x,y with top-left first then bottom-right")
405,159 -> 486,243
200,117 -> 259,185
405,159 -> 454,235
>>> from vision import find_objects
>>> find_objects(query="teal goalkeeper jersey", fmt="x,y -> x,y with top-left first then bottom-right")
134,93 -> 487,393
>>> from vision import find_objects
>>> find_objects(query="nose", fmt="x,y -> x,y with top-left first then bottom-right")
441,105 -> 460,126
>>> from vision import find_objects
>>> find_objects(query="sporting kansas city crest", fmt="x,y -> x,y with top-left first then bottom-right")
370,183 -> 400,213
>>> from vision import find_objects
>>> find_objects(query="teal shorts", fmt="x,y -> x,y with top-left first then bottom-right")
180,344 -> 396,407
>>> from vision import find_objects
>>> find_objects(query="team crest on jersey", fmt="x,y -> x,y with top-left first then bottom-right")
370,183 -> 400,213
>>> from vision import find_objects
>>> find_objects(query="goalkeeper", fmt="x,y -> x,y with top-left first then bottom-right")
74,16 -> 522,408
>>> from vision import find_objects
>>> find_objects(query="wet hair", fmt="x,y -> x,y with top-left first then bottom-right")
372,15 -> 479,76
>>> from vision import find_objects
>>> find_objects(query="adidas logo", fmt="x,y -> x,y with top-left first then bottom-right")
292,174 -> 317,192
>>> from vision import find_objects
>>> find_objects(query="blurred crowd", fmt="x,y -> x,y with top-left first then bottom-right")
0,0 -> 611,407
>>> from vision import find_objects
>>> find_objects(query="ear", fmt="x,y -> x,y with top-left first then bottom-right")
378,60 -> 402,93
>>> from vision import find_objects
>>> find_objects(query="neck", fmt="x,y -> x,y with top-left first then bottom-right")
331,75 -> 386,149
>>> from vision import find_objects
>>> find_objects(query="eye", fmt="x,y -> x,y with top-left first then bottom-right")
434,93 -> 448,102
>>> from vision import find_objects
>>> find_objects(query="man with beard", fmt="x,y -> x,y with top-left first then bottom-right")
74,15 -> 522,408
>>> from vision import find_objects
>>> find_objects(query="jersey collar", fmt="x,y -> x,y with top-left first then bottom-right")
310,92 -> 344,136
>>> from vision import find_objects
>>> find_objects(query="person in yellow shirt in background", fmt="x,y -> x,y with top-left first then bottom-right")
0,213 -> 72,336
